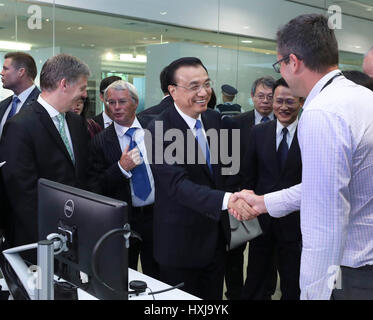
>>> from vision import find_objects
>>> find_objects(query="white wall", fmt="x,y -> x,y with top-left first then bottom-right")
34,0 -> 373,54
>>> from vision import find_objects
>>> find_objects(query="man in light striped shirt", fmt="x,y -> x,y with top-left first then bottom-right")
229,14 -> 373,300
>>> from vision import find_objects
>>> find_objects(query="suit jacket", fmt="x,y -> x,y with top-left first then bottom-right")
92,112 -> 104,129
0,101 -> 90,248
0,87 -> 40,128
148,106 -> 230,269
241,120 -> 302,240
137,95 -> 174,128
87,120 -> 152,213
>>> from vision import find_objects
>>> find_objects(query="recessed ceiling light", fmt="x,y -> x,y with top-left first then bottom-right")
0,41 -> 32,51
0,3 -> 5,6
105,52 -> 114,60
45,18 -> 50,22
90,44 -> 95,47
355,45 -> 362,49
152,37 -> 157,40
243,26 -> 250,29
366,7 -> 373,11
241,40 -> 253,44
160,11 -> 168,15
78,26 -> 83,30
66,27 -> 71,30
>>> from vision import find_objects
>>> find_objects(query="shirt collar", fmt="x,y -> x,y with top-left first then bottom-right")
17,84 -> 36,104
102,111 -> 113,126
254,109 -> 274,121
114,117 -> 142,137
37,95 -> 61,118
174,103 -> 203,130
276,118 -> 298,137
303,69 -> 342,110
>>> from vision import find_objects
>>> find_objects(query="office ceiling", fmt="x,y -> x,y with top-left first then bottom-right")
0,0 -> 364,67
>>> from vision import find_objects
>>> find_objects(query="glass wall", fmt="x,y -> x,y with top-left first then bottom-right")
0,0 -> 365,115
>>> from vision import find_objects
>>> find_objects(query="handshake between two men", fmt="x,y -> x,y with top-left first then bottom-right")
227,190 -> 267,221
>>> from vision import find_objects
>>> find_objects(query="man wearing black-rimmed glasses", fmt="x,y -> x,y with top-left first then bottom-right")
231,14 -> 373,300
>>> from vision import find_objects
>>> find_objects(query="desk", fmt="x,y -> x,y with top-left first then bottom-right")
0,268 -> 200,300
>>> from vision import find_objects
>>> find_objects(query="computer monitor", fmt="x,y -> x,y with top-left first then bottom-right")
38,178 -> 129,300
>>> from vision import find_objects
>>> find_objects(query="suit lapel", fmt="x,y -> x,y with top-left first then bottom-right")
34,102 -> 74,166
22,87 -> 40,108
0,96 -> 12,121
282,127 -> 300,171
105,124 -> 123,163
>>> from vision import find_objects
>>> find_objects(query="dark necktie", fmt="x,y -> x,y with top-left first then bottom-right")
6,96 -> 20,120
278,127 -> 289,170
125,127 -> 152,201
195,119 -> 213,174
261,116 -> 270,123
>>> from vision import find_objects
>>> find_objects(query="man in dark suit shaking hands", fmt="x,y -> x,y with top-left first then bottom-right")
0,52 -> 40,138
0,54 -> 90,259
148,57 -> 251,299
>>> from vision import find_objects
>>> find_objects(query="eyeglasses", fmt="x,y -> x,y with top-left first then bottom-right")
254,94 -> 273,101
274,98 -> 297,106
173,80 -> 213,93
106,99 -> 129,107
272,55 -> 290,73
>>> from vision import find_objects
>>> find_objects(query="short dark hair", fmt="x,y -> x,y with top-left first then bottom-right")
276,14 -> 339,73
272,77 -> 289,94
40,54 -> 90,91
343,70 -> 373,91
207,88 -> 216,109
166,57 -> 208,86
160,66 -> 169,94
251,76 -> 276,96
4,51 -> 37,80
99,76 -> 121,94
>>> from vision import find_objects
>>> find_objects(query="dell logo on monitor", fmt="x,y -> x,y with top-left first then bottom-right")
64,200 -> 74,218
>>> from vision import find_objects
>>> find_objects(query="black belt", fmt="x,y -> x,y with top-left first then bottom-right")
132,204 -> 154,214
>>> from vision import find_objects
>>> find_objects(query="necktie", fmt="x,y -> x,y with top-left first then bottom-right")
125,127 -> 152,201
56,113 -> 75,164
195,119 -> 213,174
6,96 -> 20,120
261,116 -> 270,123
278,127 -> 289,170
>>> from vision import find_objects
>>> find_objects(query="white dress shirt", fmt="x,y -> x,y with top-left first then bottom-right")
254,109 -> 274,125
0,84 -> 36,137
102,111 -> 113,128
37,95 -> 74,155
174,103 -> 231,210
275,118 -> 298,151
116,117 -> 155,207
264,69 -> 373,299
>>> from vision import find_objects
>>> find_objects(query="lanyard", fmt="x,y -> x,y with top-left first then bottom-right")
320,72 -> 343,92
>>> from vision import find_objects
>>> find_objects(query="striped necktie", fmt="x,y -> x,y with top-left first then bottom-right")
195,119 -> 213,174
125,127 -> 152,201
278,127 -> 289,170
56,113 -> 75,164
6,96 -> 20,120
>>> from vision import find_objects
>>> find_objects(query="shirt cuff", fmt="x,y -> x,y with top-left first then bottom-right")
222,192 -> 232,211
118,161 -> 132,178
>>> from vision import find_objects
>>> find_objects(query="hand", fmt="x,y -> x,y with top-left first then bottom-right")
228,194 -> 259,221
119,145 -> 142,172
229,190 -> 267,218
